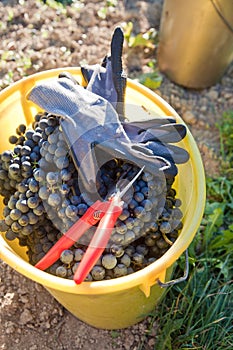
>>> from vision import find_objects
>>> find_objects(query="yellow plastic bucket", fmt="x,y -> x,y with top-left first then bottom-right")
0,68 -> 205,329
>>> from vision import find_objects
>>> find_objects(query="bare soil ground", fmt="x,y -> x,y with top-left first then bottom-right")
0,1 -> 232,349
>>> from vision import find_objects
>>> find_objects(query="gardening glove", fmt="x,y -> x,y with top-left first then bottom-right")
81,26 -> 126,120
80,25 -> 189,173
121,118 -> 189,164
56,72 -> 189,170
27,77 -> 175,195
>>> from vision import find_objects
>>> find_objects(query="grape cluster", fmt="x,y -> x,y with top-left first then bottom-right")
0,116 -> 50,246
0,112 -> 184,281
34,118 -> 85,235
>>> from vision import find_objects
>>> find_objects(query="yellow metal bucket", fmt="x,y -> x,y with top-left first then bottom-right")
0,68 -> 205,329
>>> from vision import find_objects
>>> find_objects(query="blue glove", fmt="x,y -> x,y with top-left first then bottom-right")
28,77 -> 175,194
27,26 -> 189,196
79,27 -> 189,178
81,27 -> 126,120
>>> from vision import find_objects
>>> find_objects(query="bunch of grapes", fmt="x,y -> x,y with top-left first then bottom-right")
0,112 -> 184,281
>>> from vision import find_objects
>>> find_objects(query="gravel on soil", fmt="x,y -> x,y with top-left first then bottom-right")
0,1 -> 232,349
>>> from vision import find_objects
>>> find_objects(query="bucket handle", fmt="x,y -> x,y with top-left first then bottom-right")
157,249 -> 189,288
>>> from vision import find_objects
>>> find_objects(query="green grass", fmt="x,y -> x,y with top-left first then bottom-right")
146,260 -> 232,350
139,111 -> 233,350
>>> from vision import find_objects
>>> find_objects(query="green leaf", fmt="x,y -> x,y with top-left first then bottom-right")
128,34 -> 144,48
7,9 -> 14,21
126,27 -> 158,49
156,318 -> 184,350
43,0 -> 67,13
97,7 -> 107,19
209,226 -> 233,251
205,203 -> 225,233
214,260 -> 231,279
138,72 -> 163,89
122,21 -> 133,43
216,110 -> 233,161
110,330 -> 120,339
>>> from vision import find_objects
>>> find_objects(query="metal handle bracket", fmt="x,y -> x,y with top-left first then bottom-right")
157,249 -> 189,288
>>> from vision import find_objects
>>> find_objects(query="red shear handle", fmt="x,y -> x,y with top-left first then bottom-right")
74,201 -> 123,284
35,220 -> 91,271
35,201 -> 106,271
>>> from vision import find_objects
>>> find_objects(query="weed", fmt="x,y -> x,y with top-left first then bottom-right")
97,0 -> 118,19
123,22 -> 163,89
199,111 -> 233,261
40,0 -> 84,8
7,9 -> 14,22
123,22 -> 158,49
217,111 -> 233,159
41,0 -> 73,6
40,0 -> 67,13
137,68 -> 163,90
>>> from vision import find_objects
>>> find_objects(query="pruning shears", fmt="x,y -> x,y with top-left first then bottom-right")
35,167 -> 144,284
